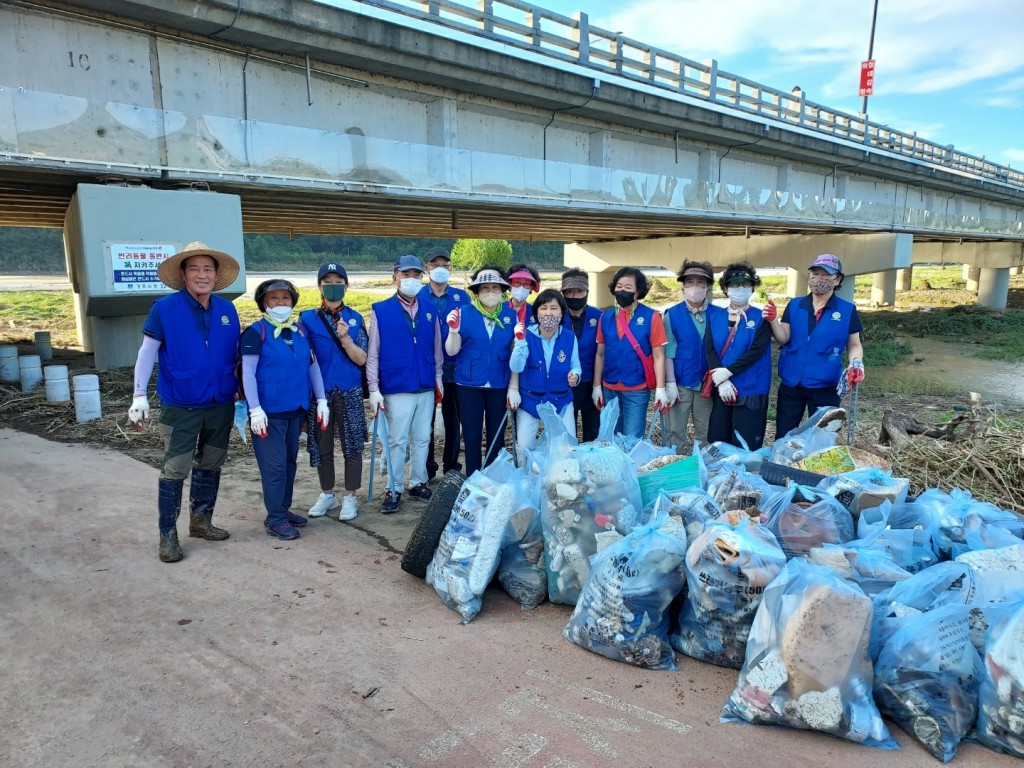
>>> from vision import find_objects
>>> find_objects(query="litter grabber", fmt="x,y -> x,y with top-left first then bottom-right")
507,406 -> 519,467
837,361 -> 863,445
368,410 -> 397,500
484,407 -> 510,468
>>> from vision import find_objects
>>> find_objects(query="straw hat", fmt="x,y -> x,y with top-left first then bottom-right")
157,241 -> 240,291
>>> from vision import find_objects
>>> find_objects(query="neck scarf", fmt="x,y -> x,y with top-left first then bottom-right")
321,298 -> 345,320
686,299 -> 709,322
727,302 -> 749,326
262,311 -> 298,339
472,295 -> 506,328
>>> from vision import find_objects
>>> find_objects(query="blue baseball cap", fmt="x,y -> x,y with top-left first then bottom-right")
393,254 -> 424,273
317,262 -> 348,283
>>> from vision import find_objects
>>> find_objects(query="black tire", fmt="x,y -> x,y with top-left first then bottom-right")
400,470 -> 466,578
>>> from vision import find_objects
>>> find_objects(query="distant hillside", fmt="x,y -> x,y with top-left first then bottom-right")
0,228 -> 567,273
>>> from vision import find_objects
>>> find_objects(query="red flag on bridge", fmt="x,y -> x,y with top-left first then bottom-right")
859,59 -> 876,97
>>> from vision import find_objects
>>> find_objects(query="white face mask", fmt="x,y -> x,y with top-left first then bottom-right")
478,291 -> 501,308
266,305 -> 292,323
726,286 -> 753,305
510,286 -> 530,303
683,286 -> 707,304
429,267 -> 451,284
399,277 -> 422,297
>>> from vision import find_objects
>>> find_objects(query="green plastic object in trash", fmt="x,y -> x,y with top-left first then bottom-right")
638,455 -> 702,507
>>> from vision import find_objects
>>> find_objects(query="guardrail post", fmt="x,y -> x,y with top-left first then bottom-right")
700,58 -> 718,101
573,12 -> 589,66
424,1 -> 439,16
525,9 -> 540,47
477,0 -> 493,34
945,144 -> 954,167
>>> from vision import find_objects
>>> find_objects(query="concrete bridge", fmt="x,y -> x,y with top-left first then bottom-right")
2,0 -> 1023,365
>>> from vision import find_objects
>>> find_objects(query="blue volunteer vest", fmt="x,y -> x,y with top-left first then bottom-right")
707,305 -> 772,396
520,328 -> 576,418
153,291 -> 239,408
419,283 -> 469,381
572,305 -> 602,382
373,295 -> 437,395
778,295 -> 855,389
253,319 -> 313,413
300,307 -> 365,392
664,302 -> 709,389
454,303 -> 517,389
600,304 -> 655,388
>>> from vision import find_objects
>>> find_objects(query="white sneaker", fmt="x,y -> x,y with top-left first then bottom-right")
338,495 -> 358,521
308,492 -> 340,517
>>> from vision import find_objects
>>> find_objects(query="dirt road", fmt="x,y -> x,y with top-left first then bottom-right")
0,427 -> 1017,768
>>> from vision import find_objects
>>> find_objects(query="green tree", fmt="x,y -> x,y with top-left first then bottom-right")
450,239 -> 513,273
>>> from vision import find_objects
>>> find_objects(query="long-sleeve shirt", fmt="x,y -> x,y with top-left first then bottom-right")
510,325 -> 582,377
366,297 -> 443,393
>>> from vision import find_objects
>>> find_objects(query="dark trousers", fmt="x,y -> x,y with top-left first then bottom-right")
572,380 -> 600,443
252,410 -> 304,526
315,391 -> 362,492
457,385 -> 507,477
707,394 -> 768,450
775,383 -> 841,442
427,380 -> 462,476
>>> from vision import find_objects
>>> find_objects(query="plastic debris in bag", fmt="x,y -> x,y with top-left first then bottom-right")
426,451 -> 534,623
650,488 -> 725,542
699,440 -> 766,475
763,485 -> 855,560
721,558 -> 897,749
976,600 -> 1024,759
563,507 -> 688,670
816,467 -> 910,518
873,604 -> 983,762
496,492 -> 547,611
540,401 -> 643,605
857,501 -> 940,573
707,469 -> 778,514
770,406 -> 846,468
808,543 -> 912,596
637,454 -> 703,508
672,518 -> 787,668
912,488 -> 1024,560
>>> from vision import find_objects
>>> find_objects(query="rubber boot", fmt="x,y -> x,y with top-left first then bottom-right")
158,479 -> 184,563
188,468 -> 230,541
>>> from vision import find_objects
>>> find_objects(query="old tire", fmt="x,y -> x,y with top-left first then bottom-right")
400,470 -> 466,578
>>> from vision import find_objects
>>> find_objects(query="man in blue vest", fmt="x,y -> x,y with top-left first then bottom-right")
128,241 -> 241,563
560,268 -> 602,442
769,253 -> 865,440
366,255 -> 443,514
419,247 -> 468,477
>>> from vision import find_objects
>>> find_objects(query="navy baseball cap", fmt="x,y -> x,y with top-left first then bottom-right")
317,262 -> 348,282
393,254 -> 424,273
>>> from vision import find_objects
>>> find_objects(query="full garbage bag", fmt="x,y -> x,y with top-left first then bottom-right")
763,485 -> 855,560
650,488 -> 725,542
912,488 -> 1024,560
495,463 -> 547,611
857,501 -> 939,573
699,440 -> 766,475
707,469 -> 778,513
770,406 -> 845,467
563,505 -> 688,669
540,401 -> 643,605
808,543 -> 912,596
816,467 -> 910,519
873,604 -> 983,763
721,558 -> 897,749
976,600 -> 1024,759
671,518 -> 787,668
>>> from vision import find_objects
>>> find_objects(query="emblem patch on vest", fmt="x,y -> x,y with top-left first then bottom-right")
636,316 -> 645,325
832,311 -> 842,320
589,318 -> 597,326
348,318 -> 357,325
746,320 -> 755,329
221,315 -> 229,325
454,295 -> 461,301
426,313 -> 432,321
557,350 -> 566,363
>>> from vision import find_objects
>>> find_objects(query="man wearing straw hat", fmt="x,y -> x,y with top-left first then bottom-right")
128,241 -> 241,563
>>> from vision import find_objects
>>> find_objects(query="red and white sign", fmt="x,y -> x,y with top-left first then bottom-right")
858,59 -> 876,96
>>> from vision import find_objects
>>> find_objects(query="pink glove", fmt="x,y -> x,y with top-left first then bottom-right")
446,308 -> 461,330
514,322 -> 526,341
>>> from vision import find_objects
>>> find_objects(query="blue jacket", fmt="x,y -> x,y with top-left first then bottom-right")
571,305 -> 602,382
454,303 -> 517,389
373,296 -> 437,395
779,295 -> 855,388
707,305 -> 772,396
300,307 -> 366,392
152,291 -> 239,408
600,304 -> 655,388
419,283 -> 470,382
253,319 -> 312,414
663,303 -> 709,389
519,328 -> 576,418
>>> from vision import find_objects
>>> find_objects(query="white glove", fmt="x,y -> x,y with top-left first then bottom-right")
249,406 -> 268,437
507,388 -> 521,411
718,380 -> 738,403
128,395 -> 150,425
664,382 -> 678,405
591,384 -> 604,409
369,391 -> 385,415
316,398 -> 330,430
446,309 -> 461,332
711,367 -> 733,385
654,387 -> 669,412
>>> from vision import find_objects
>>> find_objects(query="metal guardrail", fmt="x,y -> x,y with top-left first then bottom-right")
353,0 -> 1024,189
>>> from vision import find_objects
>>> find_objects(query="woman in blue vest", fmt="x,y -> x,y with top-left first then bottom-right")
445,265 -> 518,476
769,253 -> 864,441
242,279 -> 329,541
560,268 -> 602,442
300,262 -> 367,523
592,267 -> 670,439
662,260 -> 715,452
703,262 -> 774,450
507,289 -> 582,457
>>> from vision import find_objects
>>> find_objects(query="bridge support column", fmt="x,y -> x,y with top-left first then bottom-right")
871,270 -> 896,306
835,277 -> 856,304
1014,266 -> 1024,276
896,267 -> 913,290
963,264 -> 981,293
977,268 -> 1010,311
786,267 -> 807,298
587,269 -> 616,310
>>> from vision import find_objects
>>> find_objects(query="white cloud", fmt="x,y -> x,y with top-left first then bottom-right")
1005,148 -> 1024,163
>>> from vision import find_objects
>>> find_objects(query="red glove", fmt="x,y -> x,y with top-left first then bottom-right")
514,322 -> 526,341
435,383 -> 443,404
847,359 -> 865,385
763,300 -> 777,323
446,308 -> 461,329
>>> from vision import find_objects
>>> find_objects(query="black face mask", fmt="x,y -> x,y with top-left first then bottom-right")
564,296 -> 588,311
614,290 -> 636,308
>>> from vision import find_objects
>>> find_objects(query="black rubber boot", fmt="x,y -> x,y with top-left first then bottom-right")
158,479 -> 185,563
188,468 -> 230,541
159,530 -> 184,563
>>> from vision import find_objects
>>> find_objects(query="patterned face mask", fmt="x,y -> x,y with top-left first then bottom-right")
538,315 -> 560,331
808,276 -> 836,295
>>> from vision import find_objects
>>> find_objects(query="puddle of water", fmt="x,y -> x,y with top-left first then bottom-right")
869,336 -> 1024,406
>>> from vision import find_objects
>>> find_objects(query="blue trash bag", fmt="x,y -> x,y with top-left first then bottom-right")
563,504 -> 689,670
644,487 -> 724,542
976,600 -> 1024,759
770,405 -> 844,466
707,469 -> 781,514
912,488 -> 1024,560
873,604 -> 983,763
721,558 -> 898,750
857,500 -> 939,573
816,466 -> 910,519
699,439 -> 767,475
495,464 -> 547,611
808,543 -> 912,597
763,485 -> 855,560
671,517 -> 787,668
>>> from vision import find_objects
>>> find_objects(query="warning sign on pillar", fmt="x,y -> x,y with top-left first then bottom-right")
859,59 -> 876,96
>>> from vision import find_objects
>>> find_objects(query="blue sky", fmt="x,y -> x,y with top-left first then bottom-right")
537,0 -> 1024,169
